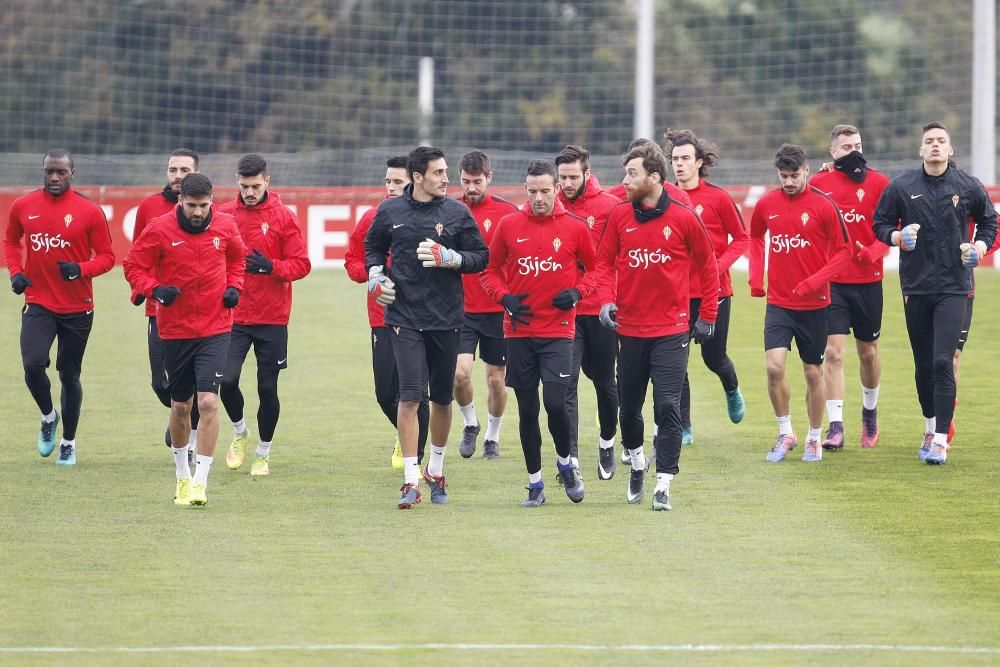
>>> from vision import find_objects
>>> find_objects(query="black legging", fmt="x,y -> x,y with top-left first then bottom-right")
23,367 -> 83,440
566,315 -> 619,457
514,382 -> 571,475
221,367 -> 281,442
680,296 -> 739,427
903,293 -> 966,434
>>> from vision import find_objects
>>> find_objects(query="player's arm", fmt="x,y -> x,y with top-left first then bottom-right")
793,204 -> 852,296
225,227 -> 247,291
345,209 -> 375,283
79,208 -> 116,278
716,193 -> 749,274
970,180 -> 998,253
687,211 -> 720,323
270,210 -> 311,282
571,224 -> 600,299
453,209 -> 490,274
364,207 -> 390,272
747,204 -> 767,296
478,220 -> 510,302
872,182 -> 905,247
3,201 -> 26,277
122,227 -> 162,298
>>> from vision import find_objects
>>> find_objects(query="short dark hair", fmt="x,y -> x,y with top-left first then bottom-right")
407,146 -> 446,179
180,173 -> 213,198
43,148 -> 73,169
525,159 -> 557,181
622,143 -> 668,183
626,138 -> 654,152
663,128 -> 719,178
237,153 -> 267,178
170,148 -> 200,168
829,124 -> 860,143
386,156 -> 408,170
774,144 -> 808,171
460,150 -> 491,176
922,121 -> 949,135
555,144 -> 591,172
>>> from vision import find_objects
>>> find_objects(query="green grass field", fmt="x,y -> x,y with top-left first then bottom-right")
1,268 -> 998,666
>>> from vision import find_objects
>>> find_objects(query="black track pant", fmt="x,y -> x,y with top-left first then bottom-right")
680,297 -> 738,427
371,326 -> 428,460
149,317 -> 199,428
514,382 -> 571,476
566,315 -> 619,457
903,293 -> 967,434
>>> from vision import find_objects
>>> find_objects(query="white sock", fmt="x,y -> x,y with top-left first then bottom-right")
556,454 -> 572,467
188,429 -> 198,451
193,454 -> 213,485
233,418 -> 247,435
777,415 -> 793,436
808,427 -> 822,443
652,423 -> 659,438
630,447 -> 646,471
60,438 -> 75,450
459,402 -> 478,428
826,400 -> 844,423
256,440 -> 272,457
933,431 -> 948,446
862,385 -> 879,410
403,456 -> 420,486
599,436 -> 615,450
42,410 -> 57,423
484,413 -> 502,441
571,456 -> 580,469
427,444 -> 446,477
172,446 -> 191,479
925,417 -> 936,434
528,471 -> 542,485
655,472 -> 674,493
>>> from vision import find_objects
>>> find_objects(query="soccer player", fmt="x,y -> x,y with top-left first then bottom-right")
365,146 -> 489,509
4,149 -> 115,465
124,173 -> 246,506
749,144 -> 851,463
872,121 -> 997,465
217,154 -> 311,476
665,129 -> 749,444
480,159 -> 601,507
596,142 -> 719,511
454,150 -> 517,459
344,157 -> 429,468
810,125 -> 890,450
554,145 -> 621,478
131,148 -> 201,456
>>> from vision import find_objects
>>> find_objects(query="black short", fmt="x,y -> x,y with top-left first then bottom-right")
162,333 -> 231,402
764,305 -> 828,365
957,296 -> 974,351
828,282 -> 883,342
504,337 -> 573,390
228,324 -> 289,371
459,312 -> 506,366
20,304 -> 93,374
391,327 -> 460,404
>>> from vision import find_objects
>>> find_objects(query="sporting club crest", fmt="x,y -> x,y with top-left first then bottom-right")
64,214 -> 73,228
261,222 -> 270,235
552,237 -> 562,253
663,226 -> 672,241
435,223 -> 444,236
695,204 -> 704,216
213,236 -> 221,250
801,212 -> 810,226
952,195 -> 960,208
483,218 -> 492,233
856,189 -> 865,202
587,215 -> 595,229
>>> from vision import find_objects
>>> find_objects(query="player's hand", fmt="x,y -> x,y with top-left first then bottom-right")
692,318 -> 715,344
500,293 -> 533,330
131,290 -> 146,306
552,288 -> 581,311
792,276 -> 822,298
152,285 -> 181,307
960,241 -> 988,268
893,224 -> 919,252
57,261 -> 81,281
246,248 -> 273,274
750,286 -> 766,298
598,303 -> 619,330
222,287 -> 240,308
821,161 -> 834,172
417,238 -> 463,269
10,273 -> 32,295
367,265 -> 396,306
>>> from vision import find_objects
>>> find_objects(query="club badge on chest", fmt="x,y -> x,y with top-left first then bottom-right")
435,223 -> 444,236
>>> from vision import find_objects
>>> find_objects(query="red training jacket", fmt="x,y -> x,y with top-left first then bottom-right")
479,200 -> 602,339
218,192 -> 310,326
681,180 -> 749,298
749,186 -> 851,311
123,210 -> 246,339
810,168 -> 890,284
4,187 -> 115,314
133,190 -> 177,316
557,175 -> 620,316
596,195 -> 719,338
345,203 -> 388,328
460,193 -> 518,314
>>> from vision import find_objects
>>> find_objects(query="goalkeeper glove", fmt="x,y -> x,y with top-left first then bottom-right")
417,238 -> 463,269
892,224 -> 919,252
367,265 -> 396,306
960,241 -> 988,268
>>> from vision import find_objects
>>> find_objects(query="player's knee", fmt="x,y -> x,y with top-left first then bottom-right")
453,365 -> 472,388
57,369 -> 81,390
824,343 -> 843,366
171,399 -> 192,420
256,373 -> 279,402
196,394 -> 218,417
857,343 -> 878,366
803,364 -> 824,385
932,354 -> 954,380
486,373 -> 506,396
23,363 -> 47,384
765,359 -> 785,380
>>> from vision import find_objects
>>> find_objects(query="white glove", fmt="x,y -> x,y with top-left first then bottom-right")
417,238 -> 463,269
367,265 -> 396,306
892,224 -> 919,252
960,241 -> 989,268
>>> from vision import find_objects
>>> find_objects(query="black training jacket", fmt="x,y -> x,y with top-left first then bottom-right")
365,185 -> 489,330
872,164 -> 997,295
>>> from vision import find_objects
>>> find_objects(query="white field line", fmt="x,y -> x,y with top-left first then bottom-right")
1,643 -> 999,655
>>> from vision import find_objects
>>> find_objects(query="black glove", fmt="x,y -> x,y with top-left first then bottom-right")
552,288 -> 581,311
58,261 -> 81,281
222,286 -> 240,308
10,273 -> 32,295
152,285 -> 181,307
692,318 -> 715,344
132,292 -> 146,306
500,293 -> 534,330
246,248 -> 273,274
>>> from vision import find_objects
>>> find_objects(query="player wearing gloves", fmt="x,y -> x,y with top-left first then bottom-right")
3,149 -> 115,466
595,142 -> 719,511
872,121 -> 997,465
217,154 -> 311,477
479,159 -> 602,508
810,125 -> 891,450
124,173 -> 246,506
365,146 -> 489,509
749,144 -> 851,464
